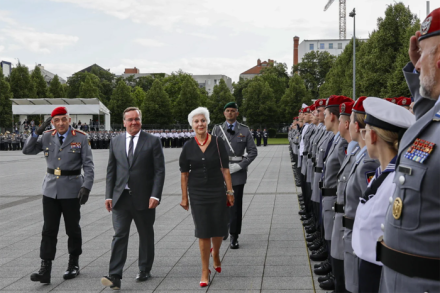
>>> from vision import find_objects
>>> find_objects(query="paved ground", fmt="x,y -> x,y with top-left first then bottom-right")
0,145 -> 324,292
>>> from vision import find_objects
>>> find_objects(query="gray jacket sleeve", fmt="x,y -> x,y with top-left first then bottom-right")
22,135 -> 43,155
239,130 -> 257,169
105,139 -> 116,200
80,135 -> 94,191
150,137 -> 165,200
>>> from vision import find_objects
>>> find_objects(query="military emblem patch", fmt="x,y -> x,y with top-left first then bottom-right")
365,171 -> 375,184
341,104 -> 346,113
433,110 -> 440,121
402,99 -> 407,105
421,16 -> 432,35
319,100 -> 324,106
392,197 -> 403,219
404,138 -> 435,163
71,142 -> 81,149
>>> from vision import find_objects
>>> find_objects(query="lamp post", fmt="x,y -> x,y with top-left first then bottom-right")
349,8 -> 356,100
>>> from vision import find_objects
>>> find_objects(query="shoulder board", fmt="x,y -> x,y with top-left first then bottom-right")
72,129 -> 86,136
238,123 -> 249,128
43,129 -> 54,134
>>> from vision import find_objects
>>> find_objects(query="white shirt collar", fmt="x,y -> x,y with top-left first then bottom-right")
126,130 -> 141,139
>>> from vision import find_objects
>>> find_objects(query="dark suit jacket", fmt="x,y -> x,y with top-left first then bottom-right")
105,131 -> 165,210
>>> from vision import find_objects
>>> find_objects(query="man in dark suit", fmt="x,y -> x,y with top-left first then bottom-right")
101,107 -> 165,290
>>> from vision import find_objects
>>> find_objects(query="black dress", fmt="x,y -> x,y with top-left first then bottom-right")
179,135 -> 229,238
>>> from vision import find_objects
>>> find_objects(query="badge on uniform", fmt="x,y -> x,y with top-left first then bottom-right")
71,142 -> 81,149
44,151 -> 49,157
238,133 -> 245,138
365,171 -> 375,184
404,138 -> 435,163
392,197 -> 403,219
433,110 -> 440,121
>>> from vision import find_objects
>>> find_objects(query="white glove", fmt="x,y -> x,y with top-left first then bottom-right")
229,163 -> 242,174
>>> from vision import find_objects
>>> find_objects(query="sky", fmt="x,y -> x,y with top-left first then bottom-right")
0,0 -> 438,82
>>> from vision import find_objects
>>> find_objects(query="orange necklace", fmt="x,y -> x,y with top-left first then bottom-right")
195,133 -> 209,146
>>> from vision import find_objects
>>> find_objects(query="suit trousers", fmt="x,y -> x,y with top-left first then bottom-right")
229,184 -> 244,236
40,196 -> 82,260
358,260 -> 382,293
109,190 -> 156,279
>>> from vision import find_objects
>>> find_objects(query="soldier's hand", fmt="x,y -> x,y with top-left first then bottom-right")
229,163 -> 242,174
78,187 -> 90,205
35,117 -> 52,135
105,200 -> 112,212
409,31 -> 422,66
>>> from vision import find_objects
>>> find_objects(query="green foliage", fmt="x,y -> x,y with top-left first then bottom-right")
208,79 -> 234,124
131,86 -> 146,108
49,75 -> 65,98
279,74 -> 311,121
275,133 -> 288,138
232,78 -> 251,120
242,77 -> 278,125
9,62 -> 36,99
268,128 -> 277,138
136,75 -> 156,93
78,75 -> 100,99
0,68 -> 13,128
108,80 -> 134,124
67,72 -> 100,99
141,80 -> 172,125
293,51 -> 336,99
173,76 -> 201,125
163,70 -> 195,105
260,62 -> 289,103
31,66 -> 50,99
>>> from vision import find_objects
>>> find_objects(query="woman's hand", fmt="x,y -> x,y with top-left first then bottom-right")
227,194 -> 234,207
180,199 -> 189,211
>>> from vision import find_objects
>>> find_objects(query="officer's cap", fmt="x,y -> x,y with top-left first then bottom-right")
224,102 -> 238,110
385,97 -> 397,104
326,95 -> 353,108
51,107 -> 68,117
397,97 -> 411,107
419,8 -> 440,42
339,102 -> 354,116
352,97 -> 368,114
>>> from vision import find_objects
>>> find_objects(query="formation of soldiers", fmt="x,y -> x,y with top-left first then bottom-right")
152,129 -> 195,148
0,131 -> 30,151
250,129 -> 268,146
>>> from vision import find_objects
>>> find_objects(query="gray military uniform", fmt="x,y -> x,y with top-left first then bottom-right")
22,128 -> 94,198
311,131 -> 334,203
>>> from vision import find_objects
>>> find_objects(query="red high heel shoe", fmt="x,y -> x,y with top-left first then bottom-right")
210,248 -> 222,273
199,269 -> 211,287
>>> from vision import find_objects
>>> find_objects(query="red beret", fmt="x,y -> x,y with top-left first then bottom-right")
299,109 -> 302,113
353,96 -> 368,114
420,8 -> 440,42
315,99 -> 327,108
385,98 -> 397,104
340,102 -> 354,116
397,97 -> 411,106
51,107 -> 68,117
326,95 -> 353,108
309,104 -> 316,111
304,106 -> 311,113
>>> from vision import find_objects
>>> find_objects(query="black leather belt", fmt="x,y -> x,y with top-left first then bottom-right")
307,153 -> 312,159
342,216 -> 354,229
376,240 -> 440,281
319,181 -> 323,189
312,157 -> 316,163
47,168 -> 81,176
303,151 -> 308,156
334,203 -> 344,213
321,188 -> 337,196
315,167 -> 323,173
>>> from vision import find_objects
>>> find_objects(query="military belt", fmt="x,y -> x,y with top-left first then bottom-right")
376,240 -> 440,281
342,216 -> 354,229
312,158 -> 316,163
334,203 -> 344,213
307,153 -> 312,159
315,167 -> 323,173
321,188 -> 337,196
303,151 -> 308,156
47,168 -> 81,176
319,181 -> 323,189
229,156 -> 243,162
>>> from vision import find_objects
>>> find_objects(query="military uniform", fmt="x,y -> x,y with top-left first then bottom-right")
262,130 -> 268,146
255,130 -> 261,146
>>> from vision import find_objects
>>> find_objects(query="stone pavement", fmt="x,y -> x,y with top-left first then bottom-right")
0,145 -> 325,292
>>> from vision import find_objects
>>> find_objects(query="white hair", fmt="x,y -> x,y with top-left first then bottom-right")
188,107 -> 210,126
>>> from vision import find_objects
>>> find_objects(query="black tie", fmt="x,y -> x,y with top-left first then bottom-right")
227,124 -> 235,135
128,136 -> 134,166
59,135 -> 64,146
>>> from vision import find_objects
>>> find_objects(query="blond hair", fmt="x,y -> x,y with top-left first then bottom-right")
370,125 -> 399,151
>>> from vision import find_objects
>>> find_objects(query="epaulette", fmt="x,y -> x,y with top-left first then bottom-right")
72,129 -> 86,136
43,129 -> 54,133
238,122 -> 249,128
43,129 -> 57,136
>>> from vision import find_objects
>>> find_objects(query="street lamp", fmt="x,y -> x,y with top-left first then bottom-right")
349,8 -> 356,100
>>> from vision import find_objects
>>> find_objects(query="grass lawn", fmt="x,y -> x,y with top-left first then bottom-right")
258,138 -> 289,145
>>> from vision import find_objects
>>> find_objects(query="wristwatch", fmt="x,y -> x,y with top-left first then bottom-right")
226,190 -> 235,196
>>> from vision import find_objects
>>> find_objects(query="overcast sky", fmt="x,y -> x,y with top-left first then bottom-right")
0,0 -> 438,82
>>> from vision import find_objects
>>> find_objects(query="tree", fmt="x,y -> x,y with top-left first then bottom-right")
66,72 -> 100,99
78,75 -> 100,99
0,68 -> 13,128
136,75 -> 156,93
9,62 -> 36,99
141,80 -> 172,125
279,74 -> 311,121
108,80 -> 134,125
260,62 -> 289,103
173,76 -> 201,126
163,70 -> 195,105
232,78 -> 252,117
208,79 -> 234,124
31,66 -> 50,99
132,86 -> 146,108
49,75 -> 65,98
293,51 -> 336,99
242,77 -> 278,126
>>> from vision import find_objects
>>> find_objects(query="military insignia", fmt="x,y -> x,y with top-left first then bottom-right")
392,197 -> 403,219
433,110 -> 440,121
421,16 -> 432,35
319,100 -> 323,106
341,104 -> 346,113
392,98 -> 396,104
44,151 -> 49,157
51,129 -> 57,136
365,171 -> 375,184
71,142 -> 81,149
404,138 -> 435,163
402,99 -> 407,105
351,146 -> 360,155
71,129 -> 76,136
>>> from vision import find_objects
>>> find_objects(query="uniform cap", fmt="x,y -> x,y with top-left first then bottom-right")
364,97 -> 415,131
224,102 -> 238,110
397,97 -> 411,106
352,96 -> 368,114
51,107 -> 68,117
339,102 -> 354,116
326,95 -> 353,108
419,8 -> 440,42
315,99 -> 327,108
309,105 -> 316,111
385,97 -> 397,104
304,106 -> 311,113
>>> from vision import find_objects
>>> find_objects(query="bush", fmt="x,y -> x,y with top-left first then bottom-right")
268,128 -> 277,138
276,133 -> 288,138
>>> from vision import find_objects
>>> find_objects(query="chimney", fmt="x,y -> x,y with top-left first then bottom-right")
294,36 -> 300,66
124,67 -> 140,74
37,64 -> 44,70
257,59 -> 261,66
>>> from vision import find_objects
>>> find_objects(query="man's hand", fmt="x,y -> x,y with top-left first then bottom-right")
105,199 -> 112,212
409,31 -> 422,67
35,117 -> 52,136
78,187 -> 90,205
149,198 -> 159,209
180,199 -> 189,211
229,163 -> 242,174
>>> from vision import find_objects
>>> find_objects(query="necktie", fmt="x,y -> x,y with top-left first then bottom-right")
128,135 -> 134,166
227,124 -> 235,135
59,135 -> 64,146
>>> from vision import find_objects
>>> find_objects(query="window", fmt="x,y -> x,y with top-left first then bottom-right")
309,44 -> 314,50
338,43 -> 343,49
320,43 -> 325,49
329,43 -> 333,49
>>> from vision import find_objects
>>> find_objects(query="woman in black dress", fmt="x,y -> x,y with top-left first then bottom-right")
179,107 -> 234,287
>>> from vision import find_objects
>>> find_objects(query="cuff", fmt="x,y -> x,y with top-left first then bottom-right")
105,199 -> 112,201
151,197 -> 160,202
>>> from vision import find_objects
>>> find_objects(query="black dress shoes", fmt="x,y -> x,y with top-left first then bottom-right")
63,255 -> 80,280
305,225 -> 316,234
223,234 -> 229,241
300,214 -> 312,221
298,209 -> 307,216
307,237 -> 322,250
101,275 -> 121,290
136,271 -> 151,282
314,259 -> 328,268
318,271 -> 332,283
306,231 -> 319,242
30,260 -> 52,284
319,274 -> 335,290
314,259 -> 332,275
230,234 -> 239,249
309,246 -> 328,261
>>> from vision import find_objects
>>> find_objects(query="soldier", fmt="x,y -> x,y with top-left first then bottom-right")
23,107 -> 94,284
397,96 -> 412,110
0,133 -> 3,151
250,129 -> 255,140
262,129 -> 268,146
378,10 -> 440,293
177,129 -> 184,147
160,129 -> 166,147
5,131 -> 11,151
171,129 -> 177,148
11,133 -> 18,150
255,129 -> 262,146
211,102 -> 258,249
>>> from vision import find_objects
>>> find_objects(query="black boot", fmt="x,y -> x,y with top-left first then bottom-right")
30,260 -> 52,284
310,245 -> 328,261
63,255 -> 80,280
314,259 -> 332,275
230,234 -> 239,249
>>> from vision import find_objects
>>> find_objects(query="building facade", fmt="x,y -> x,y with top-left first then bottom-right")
31,64 -> 67,85
239,59 -> 274,80
192,74 -> 233,95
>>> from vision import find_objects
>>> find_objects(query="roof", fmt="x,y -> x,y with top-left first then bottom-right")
11,98 -> 110,115
30,67 -> 66,84
11,98 -> 101,106
240,61 -> 271,75
76,64 -> 108,74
